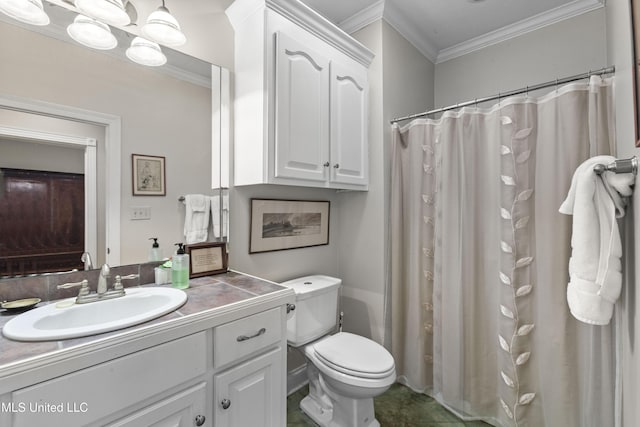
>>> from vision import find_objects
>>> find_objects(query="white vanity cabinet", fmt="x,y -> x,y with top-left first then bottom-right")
9,332 -> 209,427
227,0 -> 374,190
1,301 -> 290,427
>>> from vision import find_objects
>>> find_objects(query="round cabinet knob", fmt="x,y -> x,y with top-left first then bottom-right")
323,162 -> 330,167
333,163 -> 340,169
195,414 -> 206,426
221,398 -> 231,410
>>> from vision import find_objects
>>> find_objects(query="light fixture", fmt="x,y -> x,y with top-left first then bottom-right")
74,0 -> 130,27
0,0 -> 49,26
141,0 -> 185,47
67,14 -> 117,50
126,36 -> 167,67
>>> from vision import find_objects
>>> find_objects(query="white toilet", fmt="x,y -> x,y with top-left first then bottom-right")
282,275 -> 396,427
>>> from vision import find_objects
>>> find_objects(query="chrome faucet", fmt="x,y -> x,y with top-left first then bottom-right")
97,264 -> 110,295
80,252 -> 93,271
57,264 -> 139,304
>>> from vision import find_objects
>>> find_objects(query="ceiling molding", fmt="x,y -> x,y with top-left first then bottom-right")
436,0 -> 605,64
382,0 -> 439,63
338,0 -> 384,34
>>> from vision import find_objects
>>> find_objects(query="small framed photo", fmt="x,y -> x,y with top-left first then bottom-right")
185,242 -> 228,278
250,199 -> 330,253
132,154 -> 165,196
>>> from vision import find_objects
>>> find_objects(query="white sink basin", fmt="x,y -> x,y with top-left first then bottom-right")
2,287 -> 187,341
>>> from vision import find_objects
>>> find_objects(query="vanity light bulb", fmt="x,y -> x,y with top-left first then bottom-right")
126,37 -> 167,67
67,14 -> 117,50
74,0 -> 130,27
141,6 -> 186,47
0,0 -> 50,26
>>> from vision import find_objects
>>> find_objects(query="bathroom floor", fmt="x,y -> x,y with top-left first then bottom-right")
287,383 -> 490,427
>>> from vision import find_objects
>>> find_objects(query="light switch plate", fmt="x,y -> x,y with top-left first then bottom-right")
130,206 -> 151,220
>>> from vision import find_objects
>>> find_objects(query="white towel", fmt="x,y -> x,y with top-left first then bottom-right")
183,194 -> 210,244
559,155 -> 634,325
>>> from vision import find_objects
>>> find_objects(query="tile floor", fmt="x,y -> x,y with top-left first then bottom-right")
287,383 -> 490,427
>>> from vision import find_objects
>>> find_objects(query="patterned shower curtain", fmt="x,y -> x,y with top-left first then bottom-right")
390,76 -> 617,427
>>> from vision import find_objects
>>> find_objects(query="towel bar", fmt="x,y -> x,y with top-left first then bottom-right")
593,156 -> 638,176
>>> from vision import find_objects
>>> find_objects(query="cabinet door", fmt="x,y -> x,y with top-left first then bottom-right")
274,31 -> 330,182
330,61 -> 369,187
214,348 -> 284,427
106,382 -> 208,427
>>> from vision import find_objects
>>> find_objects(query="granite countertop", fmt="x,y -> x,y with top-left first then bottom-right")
0,271 -> 291,370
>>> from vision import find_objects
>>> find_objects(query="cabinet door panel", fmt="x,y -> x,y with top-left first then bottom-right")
330,61 -> 368,186
106,382 -> 207,427
274,31 -> 329,182
214,348 -> 283,427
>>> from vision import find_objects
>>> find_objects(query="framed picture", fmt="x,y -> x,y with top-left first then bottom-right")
185,242 -> 228,278
632,0 -> 640,146
250,199 -> 330,253
132,154 -> 166,196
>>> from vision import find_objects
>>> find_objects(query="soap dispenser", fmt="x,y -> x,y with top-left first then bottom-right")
171,243 -> 190,289
149,237 -> 162,262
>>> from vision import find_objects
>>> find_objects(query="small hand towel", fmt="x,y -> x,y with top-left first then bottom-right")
559,155 -> 634,325
183,194 -> 210,244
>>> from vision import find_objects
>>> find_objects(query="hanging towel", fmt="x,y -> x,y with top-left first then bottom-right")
559,155 -> 634,325
183,194 -> 210,244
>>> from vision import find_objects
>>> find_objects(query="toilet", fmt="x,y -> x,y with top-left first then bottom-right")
282,275 -> 396,427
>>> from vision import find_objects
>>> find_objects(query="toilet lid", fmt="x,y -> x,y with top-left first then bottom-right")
312,332 -> 395,379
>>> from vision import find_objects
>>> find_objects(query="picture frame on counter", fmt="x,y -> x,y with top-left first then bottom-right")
186,242 -> 228,278
249,199 -> 330,253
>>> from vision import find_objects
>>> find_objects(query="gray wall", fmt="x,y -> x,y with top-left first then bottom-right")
434,9 -> 607,108
605,1 -> 640,425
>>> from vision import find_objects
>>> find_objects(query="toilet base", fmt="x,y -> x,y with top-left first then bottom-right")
300,367 -> 381,427
300,394 -> 380,427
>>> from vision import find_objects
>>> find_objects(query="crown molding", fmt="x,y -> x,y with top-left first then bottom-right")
227,0 -> 375,66
338,0 -> 384,34
381,0 -> 439,63
436,0 -> 605,64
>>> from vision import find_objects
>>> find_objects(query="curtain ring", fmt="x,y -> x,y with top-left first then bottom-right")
474,98 -> 478,108
555,78 -> 559,92
525,86 -> 529,98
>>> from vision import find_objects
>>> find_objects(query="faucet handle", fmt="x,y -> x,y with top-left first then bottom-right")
113,274 -> 139,291
57,279 -> 90,297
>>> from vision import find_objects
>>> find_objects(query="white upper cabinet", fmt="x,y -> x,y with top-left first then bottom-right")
226,0 -> 374,190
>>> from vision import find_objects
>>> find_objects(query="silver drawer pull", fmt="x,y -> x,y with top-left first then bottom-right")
236,327 -> 266,342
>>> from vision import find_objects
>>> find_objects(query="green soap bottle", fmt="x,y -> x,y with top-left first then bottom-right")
171,243 -> 190,289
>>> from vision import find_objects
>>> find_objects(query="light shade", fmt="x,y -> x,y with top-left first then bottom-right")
74,0 -> 129,27
0,0 -> 49,26
67,14 -> 117,50
126,37 -> 167,67
141,5 -> 185,47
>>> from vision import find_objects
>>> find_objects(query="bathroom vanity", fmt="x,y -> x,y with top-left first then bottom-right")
0,272 -> 294,427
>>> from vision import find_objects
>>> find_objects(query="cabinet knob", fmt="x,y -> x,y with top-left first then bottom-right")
323,162 -> 330,167
195,414 -> 206,426
333,163 -> 340,169
287,303 -> 296,313
221,398 -> 231,410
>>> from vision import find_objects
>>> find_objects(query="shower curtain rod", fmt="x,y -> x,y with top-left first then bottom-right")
390,65 -> 615,124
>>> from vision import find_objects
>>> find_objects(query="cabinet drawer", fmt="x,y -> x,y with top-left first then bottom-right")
213,308 -> 282,368
11,332 -> 207,427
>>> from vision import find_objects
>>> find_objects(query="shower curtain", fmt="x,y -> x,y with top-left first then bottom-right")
390,76 -> 617,427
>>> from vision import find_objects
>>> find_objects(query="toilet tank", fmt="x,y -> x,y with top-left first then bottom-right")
280,275 -> 341,347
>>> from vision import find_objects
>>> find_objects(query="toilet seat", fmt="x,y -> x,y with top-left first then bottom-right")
311,332 -> 395,379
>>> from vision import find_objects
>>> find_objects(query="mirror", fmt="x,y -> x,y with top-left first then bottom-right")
0,0 -> 230,277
